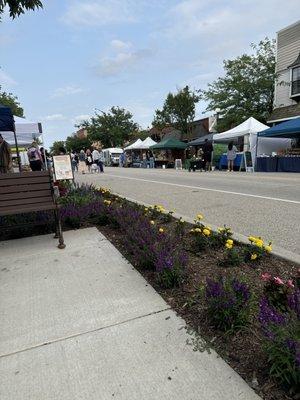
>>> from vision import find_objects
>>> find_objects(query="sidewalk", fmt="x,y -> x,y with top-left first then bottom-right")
0,228 -> 261,400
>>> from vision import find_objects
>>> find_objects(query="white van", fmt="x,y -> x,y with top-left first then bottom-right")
102,148 -> 123,166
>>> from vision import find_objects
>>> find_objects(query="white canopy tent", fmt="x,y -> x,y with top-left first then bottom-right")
0,116 -> 42,146
213,117 -> 291,164
124,138 -> 143,151
137,137 -> 157,149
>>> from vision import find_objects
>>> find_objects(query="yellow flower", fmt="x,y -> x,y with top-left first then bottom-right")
226,239 -> 233,245
251,253 -> 258,260
264,245 -> 272,253
196,213 -> 204,220
150,220 -> 155,225
203,228 -> 211,236
225,243 -> 233,249
190,229 -> 195,233
144,207 -> 149,212
194,227 -> 201,233
104,200 -> 111,205
248,236 -> 256,242
159,228 -> 164,233
218,227 -> 224,233
255,240 -> 264,248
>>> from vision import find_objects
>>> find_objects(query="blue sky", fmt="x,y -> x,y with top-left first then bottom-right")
0,0 -> 299,147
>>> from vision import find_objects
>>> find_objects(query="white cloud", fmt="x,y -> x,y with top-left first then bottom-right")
61,0 -> 135,27
72,114 -> 91,124
44,114 -> 65,121
0,69 -> 17,88
110,39 -> 133,51
51,85 -> 84,98
97,49 -> 151,76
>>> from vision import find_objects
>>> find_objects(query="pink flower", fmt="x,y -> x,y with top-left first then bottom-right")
261,273 -> 272,282
287,280 -> 295,288
274,277 -> 284,285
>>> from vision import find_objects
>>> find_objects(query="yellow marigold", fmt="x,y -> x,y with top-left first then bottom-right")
150,220 -> 155,225
225,243 -> 233,249
195,227 -> 201,233
144,207 -> 149,212
203,228 -> 211,236
255,240 -> 264,248
104,200 -> 111,205
196,213 -> 204,220
226,239 -> 233,245
218,227 -> 224,233
264,245 -> 272,253
248,236 -> 256,242
251,253 -> 258,260
159,228 -> 164,233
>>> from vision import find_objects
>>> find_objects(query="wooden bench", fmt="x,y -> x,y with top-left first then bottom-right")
0,171 -> 65,249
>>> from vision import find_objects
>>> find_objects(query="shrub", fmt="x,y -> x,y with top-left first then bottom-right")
244,235 -> 272,263
218,239 -> 242,268
259,290 -> 300,393
261,273 -> 296,312
205,277 -> 251,332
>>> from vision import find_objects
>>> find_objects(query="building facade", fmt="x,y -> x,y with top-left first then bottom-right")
269,20 -> 300,123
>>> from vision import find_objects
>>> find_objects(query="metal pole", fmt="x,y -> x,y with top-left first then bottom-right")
13,120 -> 21,173
255,134 -> 259,172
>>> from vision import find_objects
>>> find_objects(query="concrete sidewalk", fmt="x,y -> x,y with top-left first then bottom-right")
0,228 -> 261,400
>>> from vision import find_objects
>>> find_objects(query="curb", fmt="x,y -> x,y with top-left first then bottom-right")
115,194 -> 300,266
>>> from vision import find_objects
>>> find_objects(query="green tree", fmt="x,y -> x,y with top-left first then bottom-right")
200,38 -> 276,131
0,85 -> 24,116
79,106 -> 139,148
50,140 -> 65,155
152,86 -> 200,134
0,0 -> 43,19
65,135 -> 92,153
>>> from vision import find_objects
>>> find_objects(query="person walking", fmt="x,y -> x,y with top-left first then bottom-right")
98,148 -> 104,173
203,139 -> 213,171
0,134 -> 13,173
85,149 -> 93,173
71,151 -> 79,172
27,142 -> 43,171
92,147 -> 101,173
78,149 -> 87,174
227,141 -> 237,172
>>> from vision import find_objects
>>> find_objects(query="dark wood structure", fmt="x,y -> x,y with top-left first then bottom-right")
0,171 -> 65,248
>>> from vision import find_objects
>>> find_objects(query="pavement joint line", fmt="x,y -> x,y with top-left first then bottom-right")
0,307 -> 171,360
112,193 -> 300,266
105,173 -> 300,205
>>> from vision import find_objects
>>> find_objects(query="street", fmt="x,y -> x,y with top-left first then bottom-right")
76,168 -> 300,259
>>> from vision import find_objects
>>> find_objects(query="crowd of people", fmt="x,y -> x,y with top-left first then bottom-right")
71,148 -> 105,174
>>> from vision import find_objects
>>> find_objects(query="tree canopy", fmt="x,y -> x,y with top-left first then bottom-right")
0,0 -> 43,19
50,140 -> 65,155
65,135 -> 92,153
152,86 -> 200,134
0,85 -> 24,116
200,38 -> 276,131
78,106 -> 139,148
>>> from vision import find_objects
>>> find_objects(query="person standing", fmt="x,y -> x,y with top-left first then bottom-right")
149,151 -> 155,168
78,149 -> 87,174
92,147 -> 101,173
27,142 -> 43,171
203,139 -> 213,171
71,151 -> 79,172
85,149 -> 93,173
227,141 -> 238,172
0,134 -> 13,173
98,148 -> 104,173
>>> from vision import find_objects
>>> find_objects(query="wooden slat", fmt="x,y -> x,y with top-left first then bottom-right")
0,183 -> 51,194
0,176 -> 51,187
0,196 -> 53,208
0,190 -> 52,201
0,203 -> 56,216
0,171 -> 50,180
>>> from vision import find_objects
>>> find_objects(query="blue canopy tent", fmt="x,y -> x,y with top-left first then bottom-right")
258,117 -> 300,138
0,104 -> 21,171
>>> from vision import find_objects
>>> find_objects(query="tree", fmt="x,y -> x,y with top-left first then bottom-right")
65,135 -> 92,153
79,106 -> 139,148
50,140 -> 65,155
152,86 -> 200,134
0,0 -> 43,19
200,38 -> 276,131
0,85 -> 24,116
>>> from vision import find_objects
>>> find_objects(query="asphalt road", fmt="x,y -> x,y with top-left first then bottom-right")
76,168 -> 300,259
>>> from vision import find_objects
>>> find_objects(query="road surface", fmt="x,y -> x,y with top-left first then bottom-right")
76,168 -> 300,259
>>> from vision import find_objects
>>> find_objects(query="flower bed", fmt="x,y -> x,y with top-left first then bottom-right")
1,184 -> 299,399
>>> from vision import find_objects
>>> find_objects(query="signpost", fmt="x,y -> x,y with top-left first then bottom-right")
52,155 -> 74,181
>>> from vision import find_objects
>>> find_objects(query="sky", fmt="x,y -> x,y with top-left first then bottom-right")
0,0 -> 299,148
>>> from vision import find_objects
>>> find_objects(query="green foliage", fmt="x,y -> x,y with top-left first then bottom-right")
65,135 -> 92,153
50,140 -> 65,155
78,106 -> 139,148
200,38 -> 276,131
0,85 -> 24,116
219,247 -> 242,268
152,86 -> 200,134
157,264 -> 183,289
0,0 -> 43,19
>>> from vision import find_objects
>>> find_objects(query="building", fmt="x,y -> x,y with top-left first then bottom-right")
75,127 -> 88,139
269,20 -> 300,124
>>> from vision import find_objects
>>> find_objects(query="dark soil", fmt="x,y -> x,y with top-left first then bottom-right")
98,218 -> 299,400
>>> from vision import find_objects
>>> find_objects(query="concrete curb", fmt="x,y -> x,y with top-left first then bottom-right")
115,194 -> 300,266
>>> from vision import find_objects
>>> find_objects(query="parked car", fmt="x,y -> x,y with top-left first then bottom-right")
102,148 -> 124,166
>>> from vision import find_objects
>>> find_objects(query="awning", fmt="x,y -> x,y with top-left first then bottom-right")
187,133 -> 214,146
258,117 -> 300,138
137,137 -> 157,149
0,115 -> 42,146
150,137 -> 187,150
124,138 -> 143,150
214,117 -> 269,142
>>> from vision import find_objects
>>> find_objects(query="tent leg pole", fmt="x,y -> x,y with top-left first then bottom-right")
13,122 -> 21,173
255,135 -> 258,172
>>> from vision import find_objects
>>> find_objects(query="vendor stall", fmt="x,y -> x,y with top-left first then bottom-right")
257,117 -> 300,172
150,137 -> 187,168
